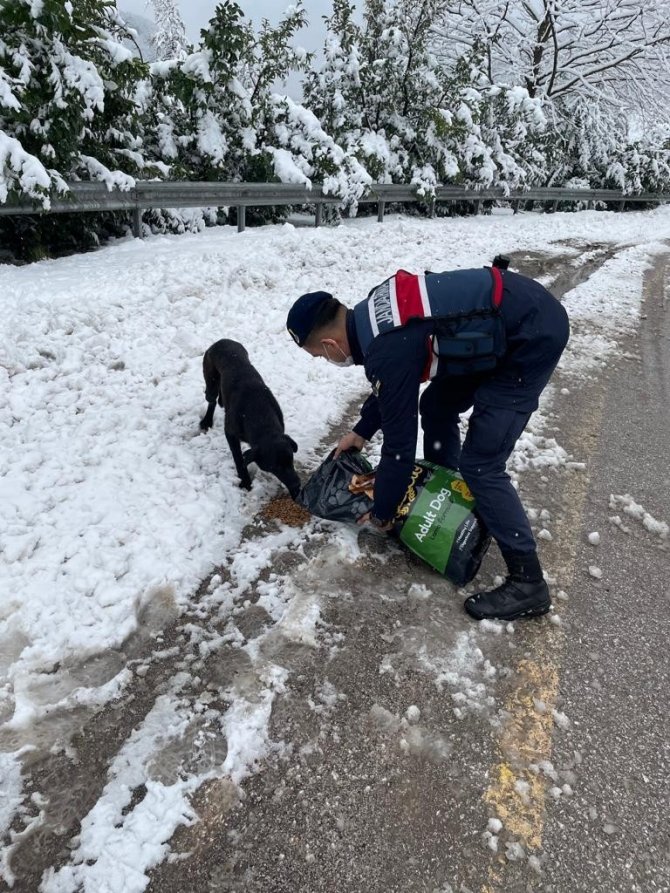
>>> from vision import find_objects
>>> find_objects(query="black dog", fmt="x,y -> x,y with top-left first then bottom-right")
199,339 -> 301,498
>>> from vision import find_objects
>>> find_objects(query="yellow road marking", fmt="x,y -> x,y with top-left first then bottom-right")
481,387 -> 606,890
485,657 -> 559,848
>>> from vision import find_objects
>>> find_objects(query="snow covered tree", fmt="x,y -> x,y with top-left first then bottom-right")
248,4 -> 370,205
264,94 -> 371,210
432,0 -> 670,191
440,42 -> 548,191
140,1 -> 254,182
139,0 -> 369,213
302,0 -> 361,139
434,0 -> 670,111
150,0 -> 188,61
0,0 -> 148,208
303,0 -> 546,194
305,0 -> 452,190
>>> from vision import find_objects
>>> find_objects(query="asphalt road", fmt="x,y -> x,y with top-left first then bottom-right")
535,244 -> 670,892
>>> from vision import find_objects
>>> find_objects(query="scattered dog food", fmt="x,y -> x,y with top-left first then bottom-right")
260,495 -> 311,527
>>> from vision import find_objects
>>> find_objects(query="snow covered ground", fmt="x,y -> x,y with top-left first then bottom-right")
2,206 -> 670,889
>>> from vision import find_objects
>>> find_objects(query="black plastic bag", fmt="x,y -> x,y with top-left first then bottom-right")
297,449 -> 373,522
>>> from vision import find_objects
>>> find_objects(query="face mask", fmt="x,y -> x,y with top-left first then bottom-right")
322,341 -> 354,368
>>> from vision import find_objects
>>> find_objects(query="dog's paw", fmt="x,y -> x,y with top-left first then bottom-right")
199,418 -> 212,431
238,479 -> 253,491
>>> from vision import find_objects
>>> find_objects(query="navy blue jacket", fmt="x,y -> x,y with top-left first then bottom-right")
347,268 -> 569,522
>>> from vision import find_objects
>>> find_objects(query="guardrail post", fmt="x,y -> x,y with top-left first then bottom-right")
512,200 -> 520,215
429,199 -> 437,218
132,207 -> 142,238
377,200 -> 385,223
237,205 -> 246,233
587,200 -> 594,210
619,200 -> 626,211
315,202 -> 323,228
473,200 -> 481,216
552,201 -> 559,213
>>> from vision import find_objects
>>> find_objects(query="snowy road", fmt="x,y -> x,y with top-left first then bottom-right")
1,210 -> 669,891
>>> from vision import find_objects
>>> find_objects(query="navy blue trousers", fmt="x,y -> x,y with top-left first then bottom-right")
420,377 -> 536,554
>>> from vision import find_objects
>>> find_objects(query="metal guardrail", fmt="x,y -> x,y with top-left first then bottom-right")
1,180 -> 668,236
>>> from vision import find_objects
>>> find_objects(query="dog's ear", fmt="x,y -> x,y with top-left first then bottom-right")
288,436 -> 298,453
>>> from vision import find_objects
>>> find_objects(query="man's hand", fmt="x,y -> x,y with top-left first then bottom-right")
357,512 -> 393,532
334,431 -> 366,458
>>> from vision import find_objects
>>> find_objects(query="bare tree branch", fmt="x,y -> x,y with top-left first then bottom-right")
431,0 -> 670,115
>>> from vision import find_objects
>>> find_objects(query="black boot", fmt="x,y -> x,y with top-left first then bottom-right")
464,551 -> 551,621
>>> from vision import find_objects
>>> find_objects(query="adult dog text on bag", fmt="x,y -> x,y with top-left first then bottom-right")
414,487 -> 451,542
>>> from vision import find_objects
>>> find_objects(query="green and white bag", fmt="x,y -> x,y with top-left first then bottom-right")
392,462 -> 490,585
298,452 -> 490,586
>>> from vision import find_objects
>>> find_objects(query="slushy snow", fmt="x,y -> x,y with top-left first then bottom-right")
609,494 -> 669,538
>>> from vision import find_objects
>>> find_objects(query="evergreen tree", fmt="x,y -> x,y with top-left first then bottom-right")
141,2 -> 260,182
305,0 -> 445,189
251,3 -> 370,207
140,0 -> 369,210
301,0 -> 361,138
0,0 -> 148,207
304,0 -> 545,194
150,0 -> 188,61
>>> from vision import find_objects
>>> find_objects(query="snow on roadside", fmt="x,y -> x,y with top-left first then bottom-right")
559,241 -> 670,378
0,223 -> 367,718
3,207 -> 670,883
38,691 -> 197,893
35,659 -> 287,893
0,754 -> 23,857
508,238 -> 670,487
609,494 -> 669,539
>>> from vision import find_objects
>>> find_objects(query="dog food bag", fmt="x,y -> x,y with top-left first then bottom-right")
392,461 -> 490,586
298,452 -> 490,586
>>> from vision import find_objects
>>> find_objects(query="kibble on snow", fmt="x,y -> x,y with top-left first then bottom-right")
589,565 -> 603,579
588,531 -> 601,545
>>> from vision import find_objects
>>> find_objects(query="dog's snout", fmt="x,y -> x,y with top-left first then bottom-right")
281,470 -> 302,500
